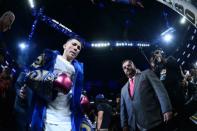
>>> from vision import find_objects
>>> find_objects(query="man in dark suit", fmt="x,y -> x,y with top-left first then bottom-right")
120,59 -> 173,131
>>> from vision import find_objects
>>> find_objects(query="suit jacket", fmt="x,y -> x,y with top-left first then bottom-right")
120,69 -> 172,130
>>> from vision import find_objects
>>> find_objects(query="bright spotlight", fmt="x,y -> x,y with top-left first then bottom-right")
19,42 -> 28,50
28,0 -> 35,8
180,17 -> 186,24
195,61 -> 197,67
160,27 -> 175,43
162,34 -> 173,42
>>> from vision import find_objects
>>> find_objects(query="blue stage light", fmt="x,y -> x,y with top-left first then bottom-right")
19,42 -> 28,50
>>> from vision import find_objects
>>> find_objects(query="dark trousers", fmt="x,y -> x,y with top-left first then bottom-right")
147,123 -> 165,131
135,123 -> 166,131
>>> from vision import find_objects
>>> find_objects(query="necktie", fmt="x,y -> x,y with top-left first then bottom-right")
129,78 -> 134,97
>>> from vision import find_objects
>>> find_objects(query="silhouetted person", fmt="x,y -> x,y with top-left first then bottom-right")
96,94 -> 113,131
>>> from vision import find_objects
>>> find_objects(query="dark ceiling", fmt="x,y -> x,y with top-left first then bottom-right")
1,0 -> 196,96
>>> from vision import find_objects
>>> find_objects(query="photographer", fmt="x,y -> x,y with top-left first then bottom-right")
150,49 -> 185,113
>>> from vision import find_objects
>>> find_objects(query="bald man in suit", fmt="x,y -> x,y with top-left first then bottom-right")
120,59 -> 173,131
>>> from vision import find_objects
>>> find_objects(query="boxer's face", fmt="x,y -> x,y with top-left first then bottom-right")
63,39 -> 82,62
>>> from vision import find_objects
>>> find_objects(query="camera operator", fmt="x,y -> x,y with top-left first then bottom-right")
150,49 -> 185,114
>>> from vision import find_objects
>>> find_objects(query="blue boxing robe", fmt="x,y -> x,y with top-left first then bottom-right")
25,49 -> 83,131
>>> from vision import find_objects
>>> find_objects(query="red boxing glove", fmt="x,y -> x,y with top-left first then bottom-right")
80,96 -> 90,113
53,73 -> 73,94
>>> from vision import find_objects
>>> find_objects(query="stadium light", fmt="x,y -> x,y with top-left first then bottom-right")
28,0 -> 35,9
19,42 -> 28,50
162,34 -> 173,43
180,17 -> 186,24
160,27 -> 175,43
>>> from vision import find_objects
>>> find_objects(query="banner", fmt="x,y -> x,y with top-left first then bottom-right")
156,0 -> 197,28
